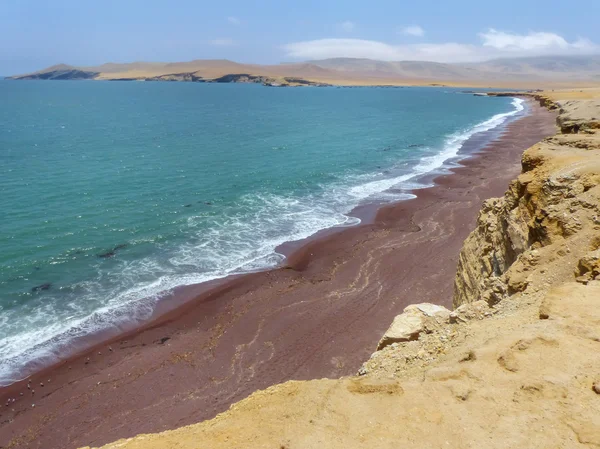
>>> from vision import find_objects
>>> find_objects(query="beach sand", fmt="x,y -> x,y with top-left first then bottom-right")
0,101 -> 557,449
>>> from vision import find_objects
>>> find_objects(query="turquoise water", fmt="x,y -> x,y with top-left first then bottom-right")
0,80 -> 523,384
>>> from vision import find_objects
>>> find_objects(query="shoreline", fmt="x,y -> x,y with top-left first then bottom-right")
0,96 -> 524,388
0,100 -> 558,449
0,97 -> 523,388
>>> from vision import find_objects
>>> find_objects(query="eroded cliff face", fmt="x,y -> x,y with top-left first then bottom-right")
454,96 -> 600,309
82,94 -> 600,449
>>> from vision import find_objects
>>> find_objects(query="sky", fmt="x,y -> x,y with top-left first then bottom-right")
1,0 -> 599,75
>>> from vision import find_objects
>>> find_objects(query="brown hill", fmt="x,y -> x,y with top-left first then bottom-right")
9,55 -> 600,88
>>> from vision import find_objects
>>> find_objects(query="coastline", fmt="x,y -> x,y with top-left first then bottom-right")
0,95 -> 525,388
0,100 -> 558,449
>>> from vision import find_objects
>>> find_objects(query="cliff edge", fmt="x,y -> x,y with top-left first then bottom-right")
83,90 -> 600,449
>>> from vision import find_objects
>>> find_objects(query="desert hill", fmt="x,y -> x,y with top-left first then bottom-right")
8,55 -> 600,88
310,55 -> 600,81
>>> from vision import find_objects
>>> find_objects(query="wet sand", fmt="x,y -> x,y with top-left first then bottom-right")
0,101 -> 557,449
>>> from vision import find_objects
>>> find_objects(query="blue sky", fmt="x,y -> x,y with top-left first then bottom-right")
1,0 -> 599,74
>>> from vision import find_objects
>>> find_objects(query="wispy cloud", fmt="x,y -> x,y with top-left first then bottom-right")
227,16 -> 241,25
210,38 -> 236,46
283,39 -> 472,62
337,21 -> 355,33
401,25 -> 424,37
481,29 -> 574,51
283,29 -> 599,63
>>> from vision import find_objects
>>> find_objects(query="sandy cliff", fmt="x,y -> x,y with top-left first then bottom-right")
82,91 -> 600,449
454,94 -> 600,308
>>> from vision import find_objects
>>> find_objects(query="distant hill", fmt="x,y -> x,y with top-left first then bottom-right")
7,55 -> 600,87
305,58 -> 482,80
465,55 -> 600,76
307,55 -> 600,82
7,59 -> 344,86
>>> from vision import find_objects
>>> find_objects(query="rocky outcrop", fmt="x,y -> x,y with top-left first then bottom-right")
377,303 -> 451,349
146,72 -> 205,82
211,73 -> 270,83
209,74 -> 330,86
555,100 -> 600,134
454,97 -> 600,308
488,91 -> 559,110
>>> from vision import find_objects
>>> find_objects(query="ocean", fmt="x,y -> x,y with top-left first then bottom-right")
0,80 -> 524,385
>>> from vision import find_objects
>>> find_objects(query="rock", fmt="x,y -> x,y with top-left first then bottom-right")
98,250 -> 116,258
98,243 -> 128,258
405,303 -> 451,321
539,299 -> 551,319
377,313 -> 423,349
31,282 -> 52,292
593,382 -> 600,394
449,300 -> 490,324
577,249 -> 600,279
377,303 -> 451,350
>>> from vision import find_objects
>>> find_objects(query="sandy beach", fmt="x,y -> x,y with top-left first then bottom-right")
0,100 -> 557,449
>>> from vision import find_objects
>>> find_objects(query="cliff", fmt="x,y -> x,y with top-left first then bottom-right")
82,91 -> 600,449
454,95 -> 600,307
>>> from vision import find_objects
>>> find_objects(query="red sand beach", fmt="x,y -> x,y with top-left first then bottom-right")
0,101 -> 557,449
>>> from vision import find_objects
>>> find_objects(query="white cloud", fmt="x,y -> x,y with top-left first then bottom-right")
227,16 -> 241,25
337,21 -> 355,33
480,29 -> 569,50
401,25 -> 425,37
573,37 -> 598,51
210,38 -> 236,46
283,29 -> 599,63
284,38 -> 477,62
